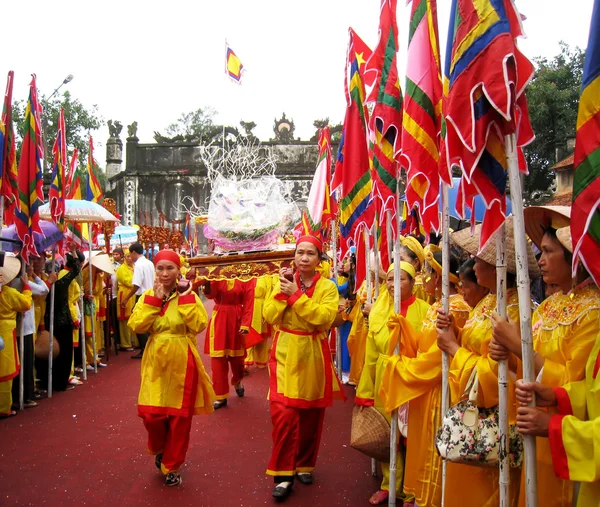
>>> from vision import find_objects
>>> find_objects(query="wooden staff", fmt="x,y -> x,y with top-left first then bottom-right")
331,219 -> 342,379
47,247 -> 57,397
506,133 -> 538,507
371,221 -> 379,478
18,260 -> 26,409
88,224 -> 97,373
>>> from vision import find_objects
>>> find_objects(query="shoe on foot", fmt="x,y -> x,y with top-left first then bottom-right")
74,367 -> 84,373
272,481 -> 293,501
155,453 -> 163,470
213,399 -> 227,410
131,352 -> 143,359
165,472 -> 181,487
369,490 -> 389,505
97,362 -> 107,368
23,400 -> 39,409
234,381 -> 245,397
296,472 -> 313,485
86,365 -> 94,371
69,377 -> 82,385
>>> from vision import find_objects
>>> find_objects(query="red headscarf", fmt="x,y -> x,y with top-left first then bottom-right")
154,249 -> 181,267
296,235 -> 322,254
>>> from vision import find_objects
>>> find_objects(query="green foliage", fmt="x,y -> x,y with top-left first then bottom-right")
524,42 -> 585,199
154,107 -> 236,144
12,90 -> 104,172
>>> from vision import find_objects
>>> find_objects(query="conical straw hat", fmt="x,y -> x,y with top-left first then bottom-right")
91,253 -> 115,275
451,216 -> 540,279
0,253 -> 22,286
350,405 -> 392,463
523,206 -> 571,248
556,227 -> 572,253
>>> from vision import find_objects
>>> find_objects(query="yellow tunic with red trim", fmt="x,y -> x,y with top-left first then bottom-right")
129,290 -> 215,416
0,285 -> 33,382
83,268 -> 103,337
58,269 -> 81,346
379,295 -> 471,507
116,263 -> 135,320
548,331 -> 600,507
264,272 -> 344,408
518,281 -> 600,507
204,280 -> 253,357
244,275 -> 274,348
33,272 -> 48,333
444,290 -> 523,507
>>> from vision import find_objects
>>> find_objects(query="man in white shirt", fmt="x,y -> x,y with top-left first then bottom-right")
121,243 -> 155,359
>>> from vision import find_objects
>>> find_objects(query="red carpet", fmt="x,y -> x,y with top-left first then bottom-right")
0,301 -> 380,506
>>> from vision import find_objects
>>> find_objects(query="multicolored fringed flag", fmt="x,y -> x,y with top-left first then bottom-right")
444,0 -> 534,250
401,0 -> 443,234
49,108 -> 67,235
1,71 -> 18,225
365,0 -> 403,212
571,0 -> 600,286
332,28 -> 374,259
65,148 -> 83,247
15,75 -> 45,261
225,42 -> 245,84
85,136 -> 103,203
300,127 -> 336,241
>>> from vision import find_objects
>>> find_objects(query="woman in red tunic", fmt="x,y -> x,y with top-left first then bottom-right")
203,279 -> 253,409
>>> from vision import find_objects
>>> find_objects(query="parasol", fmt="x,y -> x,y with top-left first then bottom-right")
1,222 -> 64,254
39,199 -> 119,223
96,225 -> 139,247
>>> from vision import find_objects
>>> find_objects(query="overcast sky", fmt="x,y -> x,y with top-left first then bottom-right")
4,0 -> 596,168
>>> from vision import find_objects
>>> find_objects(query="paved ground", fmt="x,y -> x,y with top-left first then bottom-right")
0,301 -> 380,506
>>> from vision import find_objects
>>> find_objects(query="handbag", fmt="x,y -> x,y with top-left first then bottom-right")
435,368 -> 523,468
350,405 -> 391,463
35,330 -> 60,359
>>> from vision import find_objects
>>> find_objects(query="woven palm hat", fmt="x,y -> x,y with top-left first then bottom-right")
451,216 -> 540,279
556,227 -> 573,253
523,206 -> 571,249
350,405 -> 392,463
0,252 -> 22,286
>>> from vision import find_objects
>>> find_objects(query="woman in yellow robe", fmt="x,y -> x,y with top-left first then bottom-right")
515,329 -> 600,507
436,218 -> 540,507
0,258 -> 33,417
263,235 -> 343,502
491,219 -> 600,507
83,265 -> 105,367
401,235 -> 433,305
379,249 -> 477,507
356,261 -> 430,505
129,249 -> 215,487
116,252 -> 136,350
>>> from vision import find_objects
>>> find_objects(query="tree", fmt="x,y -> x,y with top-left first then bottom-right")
13,90 -> 104,171
154,106 -> 230,144
523,42 -> 585,201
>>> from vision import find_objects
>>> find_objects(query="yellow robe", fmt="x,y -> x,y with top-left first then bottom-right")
116,263 -> 136,349
129,290 -> 215,415
548,331 -> 600,507
58,270 -> 81,346
356,289 -> 430,496
413,273 -> 434,305
519,281 -> 600,507
347,281 -> 373,385
83,268 -> 103,361
33,272 -> 48,333
379,294 -> 471,507
0,285 -> 33,415
245,275 -> 273,367
445,290 -> 523,507
263,274 -> 343,408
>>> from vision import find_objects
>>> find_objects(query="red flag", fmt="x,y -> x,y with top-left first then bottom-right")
1,71 -> 18,225
49,108 -> 67,233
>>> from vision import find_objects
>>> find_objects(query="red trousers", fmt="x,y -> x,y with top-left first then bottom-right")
142,413 -> 193,474
266,401 -> 325,480
211,356 -> 245,400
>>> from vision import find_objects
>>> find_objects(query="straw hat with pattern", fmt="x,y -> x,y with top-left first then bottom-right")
0,252 -> 22,287
523,205 -> 571,249
556,227 -> 573,253
451,216 -> 540,279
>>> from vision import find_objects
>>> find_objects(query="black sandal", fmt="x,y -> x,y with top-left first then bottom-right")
272,482 -> 293,501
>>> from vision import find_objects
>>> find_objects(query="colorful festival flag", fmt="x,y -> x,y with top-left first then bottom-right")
300,127 -> 336,241
66,147 -> 80,199
571,0 -> 600,286
332,28 -> 374,259
15,75 -> 45,261
49,108 -> 67,232
365,0 -> 403,212
444,0 -> 534,249
85,136 -> 103,203
1,71 -> 18,225
225,42 -> 245,84
401,0 -> 443,234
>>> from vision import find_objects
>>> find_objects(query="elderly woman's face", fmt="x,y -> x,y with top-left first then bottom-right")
538,232 -> 570,288
155,260 -> 180,286
295,242 -> 320,275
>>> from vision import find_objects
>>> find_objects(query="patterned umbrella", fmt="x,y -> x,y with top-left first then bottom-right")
1,221 -> 64,254
39,199 -> 119,223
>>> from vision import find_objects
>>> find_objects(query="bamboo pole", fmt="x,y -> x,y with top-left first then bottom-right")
506,133 -> 538,507
496,223 -> 510,507
17,261 -> 25,410
388,194 -> 402,506
79,269 -> 87,381
88,226 -> 97,373
47,248 -> 56,397
331,219 -> 342,379
440,182 -> 451,507
371,221 -> 379,478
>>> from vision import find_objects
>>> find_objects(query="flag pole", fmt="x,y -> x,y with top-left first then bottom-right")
506,133 -> 538,507
496,221 -> 509,507
331,219 -> 342,379
88,224 -> 97,373
18,261 -> 25,410
47,246 -> 57,397
370,220 -> 380,478
389,184 -> 402,506
440,181 -> 451,506
79,267 -> 87,381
